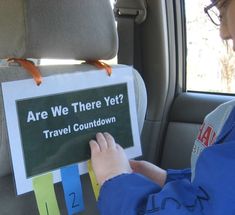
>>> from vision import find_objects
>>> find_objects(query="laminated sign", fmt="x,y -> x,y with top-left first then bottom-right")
2,66 -> 141,195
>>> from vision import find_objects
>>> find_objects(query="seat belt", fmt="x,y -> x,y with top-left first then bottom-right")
114,0 -> 147,66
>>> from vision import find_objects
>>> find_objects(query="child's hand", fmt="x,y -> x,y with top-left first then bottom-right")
89,132 -> 132,186
130,160 -> 167,187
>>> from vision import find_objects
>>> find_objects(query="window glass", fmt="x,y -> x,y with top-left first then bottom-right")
185,0 -> 235,94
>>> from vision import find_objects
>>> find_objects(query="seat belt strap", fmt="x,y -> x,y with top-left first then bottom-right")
116,17 -> 135,65
114,0 -> 147,65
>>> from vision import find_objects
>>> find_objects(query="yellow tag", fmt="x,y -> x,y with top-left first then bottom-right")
33,173 -> 60,215
88,160 -> 100,200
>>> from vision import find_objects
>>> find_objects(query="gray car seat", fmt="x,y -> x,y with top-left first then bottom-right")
0,0 -> 147,214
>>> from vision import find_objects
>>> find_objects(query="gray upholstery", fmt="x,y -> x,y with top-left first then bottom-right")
161,122 -> 200,169
169,93 -> 233,124
161,93 -> 233,169
0,0 -> 118,60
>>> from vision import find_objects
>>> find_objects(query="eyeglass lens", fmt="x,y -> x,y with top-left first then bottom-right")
207,6 -> 220,25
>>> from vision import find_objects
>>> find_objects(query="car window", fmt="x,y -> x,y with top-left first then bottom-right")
185,0 -> 235,94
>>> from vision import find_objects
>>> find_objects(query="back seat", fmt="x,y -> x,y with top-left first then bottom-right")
0,0 -> 147,214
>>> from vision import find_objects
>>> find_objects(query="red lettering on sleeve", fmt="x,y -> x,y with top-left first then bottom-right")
197,123 -> 217,147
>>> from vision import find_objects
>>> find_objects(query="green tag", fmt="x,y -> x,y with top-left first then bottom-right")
33,173 -> 60,215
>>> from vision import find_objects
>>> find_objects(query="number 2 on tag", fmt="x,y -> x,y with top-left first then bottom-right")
69,192 -> 79,208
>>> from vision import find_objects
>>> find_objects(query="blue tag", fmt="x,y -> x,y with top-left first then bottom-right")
61,164 -> 85,215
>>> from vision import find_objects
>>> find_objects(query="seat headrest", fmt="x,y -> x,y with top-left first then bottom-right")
0,0 -> 118,60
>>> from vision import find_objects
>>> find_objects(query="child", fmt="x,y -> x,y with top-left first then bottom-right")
90,0 -> 235,214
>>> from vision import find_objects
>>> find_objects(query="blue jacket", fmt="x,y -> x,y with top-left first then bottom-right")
98,104 -> 235,214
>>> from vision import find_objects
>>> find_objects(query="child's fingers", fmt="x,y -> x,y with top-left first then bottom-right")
103,132 -> 116,148
96,132 -> 108,151
89,140 -> 100,154
129,160 -> 141,172
129,160 -> 138,168
116,143 -> 124,151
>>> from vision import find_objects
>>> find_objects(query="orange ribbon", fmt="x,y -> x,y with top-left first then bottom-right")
86,60 -> 112,76
8,58 -> 42,86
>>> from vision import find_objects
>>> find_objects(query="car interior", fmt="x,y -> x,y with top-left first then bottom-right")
0,0 -> 234,214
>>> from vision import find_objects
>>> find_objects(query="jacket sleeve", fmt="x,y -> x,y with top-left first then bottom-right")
96,165 -> 191,214
97,172 -> 201,215
165,168 -> 191,183
98,173 -> 162,215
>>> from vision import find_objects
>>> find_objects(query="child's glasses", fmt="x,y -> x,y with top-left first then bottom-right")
204,2 -> 220,26
204,0 -> 231,26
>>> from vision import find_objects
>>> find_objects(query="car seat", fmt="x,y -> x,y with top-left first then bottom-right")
0,0 -> 147,214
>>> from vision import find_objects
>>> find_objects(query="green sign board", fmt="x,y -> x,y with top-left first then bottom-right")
16,83 -> 133,178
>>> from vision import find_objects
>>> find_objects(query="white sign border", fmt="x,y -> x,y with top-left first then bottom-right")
2,66 -> 142,195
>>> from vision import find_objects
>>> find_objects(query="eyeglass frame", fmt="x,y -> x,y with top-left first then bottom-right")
204,0 -> 229,26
